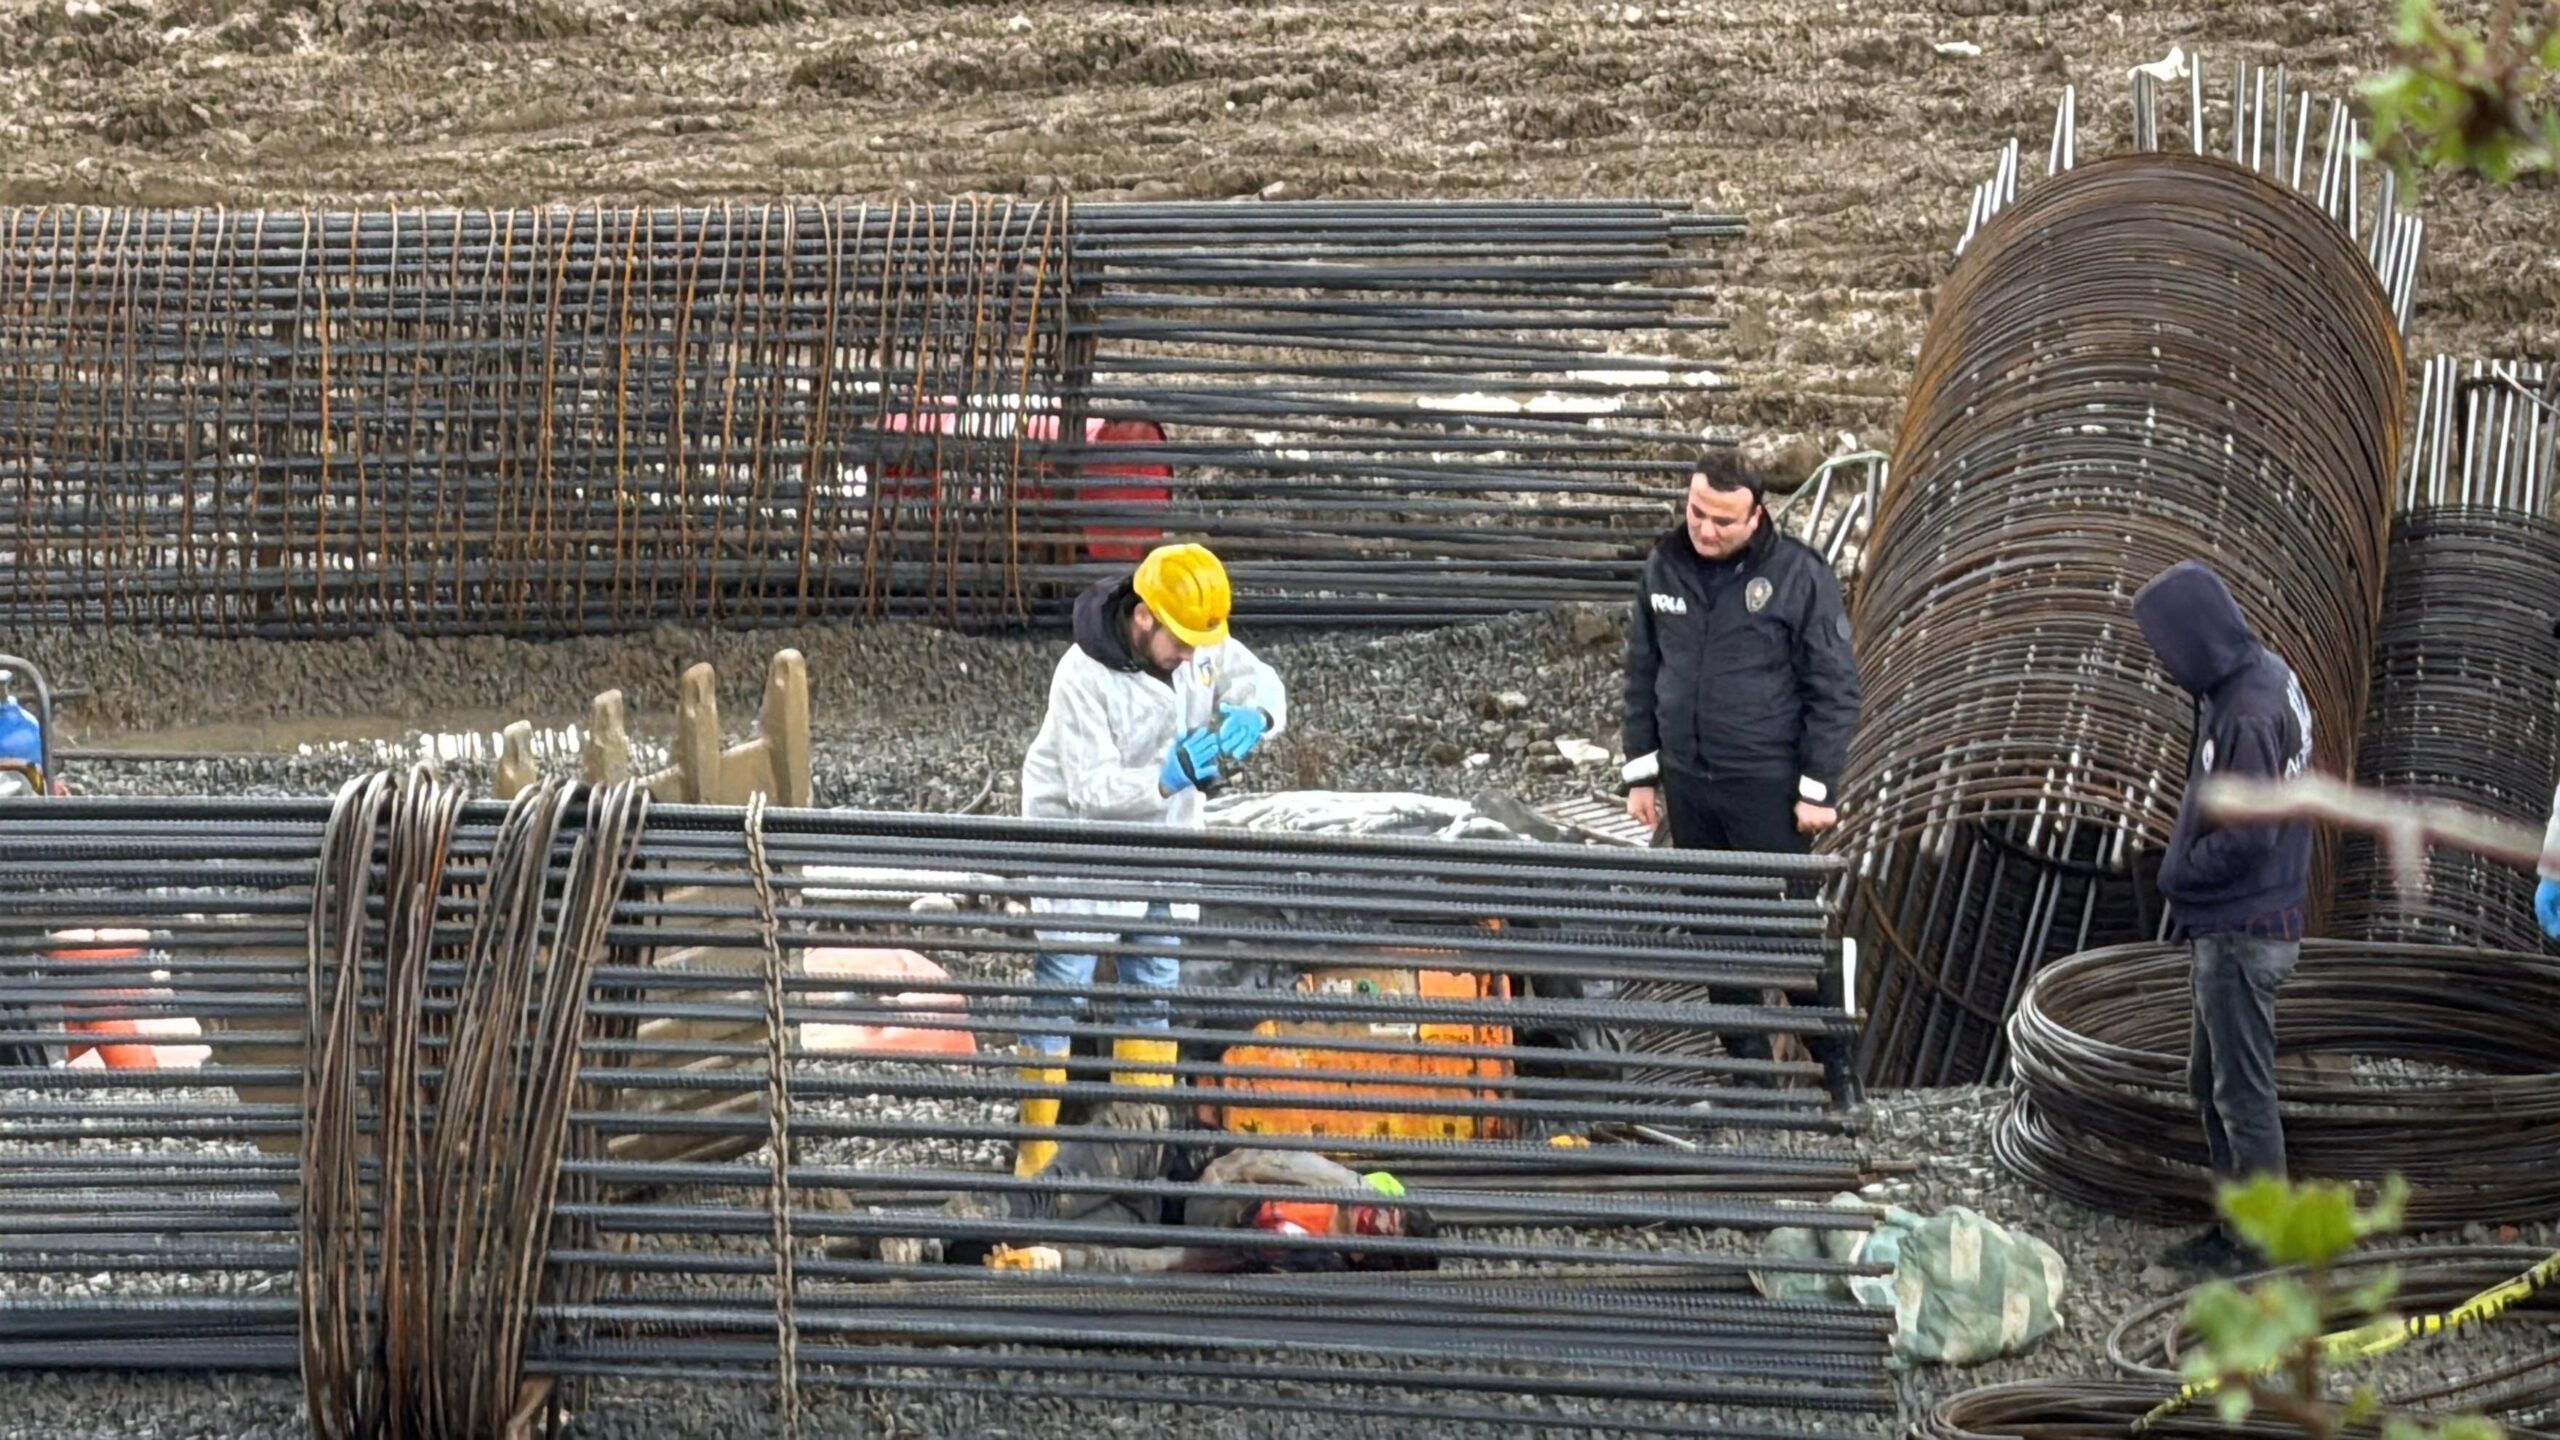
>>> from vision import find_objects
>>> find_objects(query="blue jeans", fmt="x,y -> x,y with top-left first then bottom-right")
2188,931 -> 2298,1181
1029,901 -> 1181,1058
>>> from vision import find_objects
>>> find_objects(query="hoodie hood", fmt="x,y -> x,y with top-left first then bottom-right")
1073,576 -> 1157,677
2133,560 -> 2261,696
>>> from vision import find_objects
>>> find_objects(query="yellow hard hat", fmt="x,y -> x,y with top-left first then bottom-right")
1132,543 -> 1232,647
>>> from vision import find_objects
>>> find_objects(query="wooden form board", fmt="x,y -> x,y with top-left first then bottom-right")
213,650 -> 821,1175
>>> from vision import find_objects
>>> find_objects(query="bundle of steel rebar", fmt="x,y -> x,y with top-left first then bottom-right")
0,778 -> 1889,1437
1841,61 -> 2416,1087
1997,941 -> 2560,1227
2332,357 -> 2560,952
0,199 -> 1730,638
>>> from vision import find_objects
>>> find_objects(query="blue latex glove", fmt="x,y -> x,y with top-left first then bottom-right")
2538,877 -> 2560,941
1216,704 -> 1271,761
1160,726 -> 1224,796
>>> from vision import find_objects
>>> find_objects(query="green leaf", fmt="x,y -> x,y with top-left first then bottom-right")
2215,1385 -> 2255,1426
2394,0 -> 2439,48
2347,1265 -> 2403,1319
2184,1277 -> 2324,1380
2347,1385 -> 2381,1424
2220,1176 -> 2362,1266
2385,1416 -> 2431,1440
2183,1281 -> 2256,1362
2358,1177 -> 2411,1239
2357,0 -> 2560,188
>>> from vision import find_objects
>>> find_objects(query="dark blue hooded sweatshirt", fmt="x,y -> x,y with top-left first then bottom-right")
2131,561 -> 2315,939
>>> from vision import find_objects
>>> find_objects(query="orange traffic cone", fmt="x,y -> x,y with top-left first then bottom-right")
50,928 -> 206,1071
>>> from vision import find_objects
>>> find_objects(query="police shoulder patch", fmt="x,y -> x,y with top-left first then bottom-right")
1744,576 -> 1773,614
1834,614 -> 1852,641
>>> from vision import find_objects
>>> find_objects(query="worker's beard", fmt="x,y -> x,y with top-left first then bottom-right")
1125,608 -> 1181,682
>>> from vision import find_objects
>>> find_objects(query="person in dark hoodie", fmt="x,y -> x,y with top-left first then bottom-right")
1622,449 -> 1864,1103
2131,559 -> 2315,1272
1012,542 -> 1287,1178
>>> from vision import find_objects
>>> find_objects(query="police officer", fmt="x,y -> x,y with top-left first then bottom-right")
1621,450 -> 1863,1099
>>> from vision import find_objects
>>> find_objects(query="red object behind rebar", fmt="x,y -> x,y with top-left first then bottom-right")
879,410 -> 1170,562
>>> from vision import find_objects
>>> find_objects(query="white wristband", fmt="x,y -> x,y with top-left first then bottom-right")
1798,776 -> 1831,805
1623,752 -> 1660,785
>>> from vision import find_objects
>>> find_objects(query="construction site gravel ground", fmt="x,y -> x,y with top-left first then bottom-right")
6,0 -> 2560,1435
3,1084 -> 2556,1438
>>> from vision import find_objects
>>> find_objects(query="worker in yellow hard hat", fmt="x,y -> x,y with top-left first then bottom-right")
1013,543 -> 1289,1176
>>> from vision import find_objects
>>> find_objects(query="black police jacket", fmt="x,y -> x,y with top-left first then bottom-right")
1620,520 -> 1863,804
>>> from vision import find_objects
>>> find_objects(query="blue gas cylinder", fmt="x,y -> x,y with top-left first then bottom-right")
0,697 -> 41,771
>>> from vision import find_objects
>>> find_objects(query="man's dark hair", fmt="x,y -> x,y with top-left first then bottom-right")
1691,448 -> 1767,504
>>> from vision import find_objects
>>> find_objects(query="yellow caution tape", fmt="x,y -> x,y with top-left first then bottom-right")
2134,1248 -> 2560,1432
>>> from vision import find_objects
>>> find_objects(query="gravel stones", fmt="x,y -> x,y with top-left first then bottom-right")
1863,1087 -> 2560,1425
19,621 -> 2560,1435
22,607 -> 1637,816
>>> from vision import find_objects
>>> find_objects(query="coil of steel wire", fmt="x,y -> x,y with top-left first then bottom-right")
0,199 -> 1730,639
2332,505 -> 2560,952
1998,942 -> 2560,1227
1842,65 -> 2415,1088
0,780 -> 1891,1438
1922,1378 -> 2560,1440
2332,355 -> 2560,952
2109,1245 -> 2560,1426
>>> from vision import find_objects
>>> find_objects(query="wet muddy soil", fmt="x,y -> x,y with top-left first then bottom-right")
1,0 -> 2550,465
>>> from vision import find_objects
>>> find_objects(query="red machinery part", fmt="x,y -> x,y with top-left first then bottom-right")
878,410 -> 1170,561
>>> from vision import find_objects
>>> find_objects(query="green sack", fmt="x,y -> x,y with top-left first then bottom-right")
1755,1193 -> 2067,1366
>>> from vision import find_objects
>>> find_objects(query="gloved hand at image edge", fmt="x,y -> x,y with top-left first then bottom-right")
1161,726 -> 1225,796
1216,704 -> 1272,761
2537,877 -> 2560,941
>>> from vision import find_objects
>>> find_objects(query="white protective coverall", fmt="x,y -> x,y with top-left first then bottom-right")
1019,587 -> 1287,941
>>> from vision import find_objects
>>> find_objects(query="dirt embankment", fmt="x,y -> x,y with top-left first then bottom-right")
0,0 -> 2549,462
0,0 -> 2550,769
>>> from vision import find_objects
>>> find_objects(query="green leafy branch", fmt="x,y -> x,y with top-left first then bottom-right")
2361,0 -> 2560,186
2169,1175 -> 2502,1440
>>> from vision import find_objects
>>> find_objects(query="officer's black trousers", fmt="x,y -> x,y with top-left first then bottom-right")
1660,772 -> 1851,1093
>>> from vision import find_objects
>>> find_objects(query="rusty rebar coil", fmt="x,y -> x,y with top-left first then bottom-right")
1997,941 -> 2560,1228
1850,150 -> 2403,850
2109,1245 -> 2560,1424
1844,150 -> 2408,1087
2333,507 -> 2560,952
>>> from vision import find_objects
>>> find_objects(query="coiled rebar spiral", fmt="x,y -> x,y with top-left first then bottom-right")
2332,357 -> 2560,953
1844,147 -> 2408,1087
1997,941 -> 2560,1228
